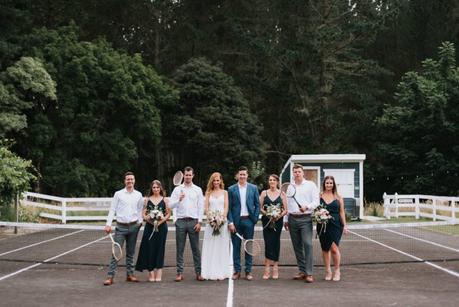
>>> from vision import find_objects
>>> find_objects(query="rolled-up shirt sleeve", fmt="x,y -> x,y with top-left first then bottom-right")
169,186 -> 180,209
197,187 -> 204,223
106,192 -> 118,226
137,195 -> 144,223
307,182 -> 320,211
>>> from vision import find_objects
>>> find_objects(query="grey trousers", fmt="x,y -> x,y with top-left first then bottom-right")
175,218 -> 201,274
107,223 -> 140,277
288,215 -> 314,275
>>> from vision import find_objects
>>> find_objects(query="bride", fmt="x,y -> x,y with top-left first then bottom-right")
201,172 -> 232,280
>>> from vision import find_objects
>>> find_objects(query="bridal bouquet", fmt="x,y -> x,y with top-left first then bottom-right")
149,204 -> 165,234
264,203 -> 282,231
207,210 -> 226,236
313,204 -> 333,236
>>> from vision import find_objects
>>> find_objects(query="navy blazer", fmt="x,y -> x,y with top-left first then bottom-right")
227,182 -> 260,227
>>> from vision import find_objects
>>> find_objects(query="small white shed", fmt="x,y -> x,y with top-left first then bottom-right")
280,154 -> 366,219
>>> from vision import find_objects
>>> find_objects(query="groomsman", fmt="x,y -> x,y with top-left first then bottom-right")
283,164 -> 319,283
169,166 -> 205,281
103,171 -> 144,286
228,166 -> 260,280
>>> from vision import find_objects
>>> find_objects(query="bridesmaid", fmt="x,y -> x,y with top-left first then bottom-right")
135,180 -> 171,282
318,176 -> 348,281
259,174 -> 287,279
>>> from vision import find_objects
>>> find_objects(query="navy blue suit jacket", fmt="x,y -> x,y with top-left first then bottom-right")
227,183 -> 260,227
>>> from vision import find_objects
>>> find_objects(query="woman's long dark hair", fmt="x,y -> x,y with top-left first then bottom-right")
147,180 -> 166,197
321,175 -> 339,197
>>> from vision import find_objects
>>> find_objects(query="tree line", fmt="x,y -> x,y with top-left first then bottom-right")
1,0 -> 458,217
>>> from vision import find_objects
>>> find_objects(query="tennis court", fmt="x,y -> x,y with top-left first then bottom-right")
0,221 -> 458,307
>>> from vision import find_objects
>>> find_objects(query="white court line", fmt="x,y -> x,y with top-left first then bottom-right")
227,265 -> 234,307
0,234 -> 106,282
0,230 -> 84,257
384,229 -> 459,253
350,230 -> 459,278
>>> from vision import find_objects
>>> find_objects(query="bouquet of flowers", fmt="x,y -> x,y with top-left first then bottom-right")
264,203 -> 282,231
207,210 -> 226,236
313,204 -> 333,236
148,204 -> 164,239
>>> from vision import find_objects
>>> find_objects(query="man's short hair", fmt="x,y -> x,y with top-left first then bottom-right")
292,164 -> 304,170
124,171 -> 135,178
184,166 -> 194,174
238,166 -> 249,173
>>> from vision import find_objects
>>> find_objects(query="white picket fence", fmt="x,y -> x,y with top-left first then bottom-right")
383,193 -> 459,222
20,192 -> 113,223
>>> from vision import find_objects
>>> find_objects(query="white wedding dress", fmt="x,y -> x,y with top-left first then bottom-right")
201,194 -> 232,280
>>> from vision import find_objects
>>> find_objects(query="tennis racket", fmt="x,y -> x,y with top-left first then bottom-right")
108,233 -> 122,262
280,182 -> 302,209
173,170 -> 184,186
235,232 -> 261,256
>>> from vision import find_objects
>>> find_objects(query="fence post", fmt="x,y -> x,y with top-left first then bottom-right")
383,192 -> 390,219
432,197 -> 436,221
415,195 -> 420,219
451,200 -> 455,222
14,194 -> 19,234
62,200 -> 67,224
394,192 -> 399,218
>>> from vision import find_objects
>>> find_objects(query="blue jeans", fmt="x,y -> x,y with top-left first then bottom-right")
107,223 -> 140,277
231,218 -> 255,273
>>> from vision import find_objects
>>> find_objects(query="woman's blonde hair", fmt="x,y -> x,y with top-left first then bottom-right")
206,172 -> 225,194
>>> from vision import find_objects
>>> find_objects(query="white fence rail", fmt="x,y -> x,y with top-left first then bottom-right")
20,192 -> 113,224
383,193 -> 459,222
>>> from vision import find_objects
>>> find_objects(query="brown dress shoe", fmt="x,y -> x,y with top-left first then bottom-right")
196,274 -> 204,281
103,277 -> 114,286
245,272 -> 253,281
293,272 -> 306,280
175,274 -> 184,282
232,272 -> 241,280
126,275 -> 139,282
305,275 -> 314,283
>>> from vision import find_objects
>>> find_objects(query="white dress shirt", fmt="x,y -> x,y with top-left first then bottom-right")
284,179 -> 320,222
169,183 -> 204,222
239,183 -> 249,216
106,188 -> 144,226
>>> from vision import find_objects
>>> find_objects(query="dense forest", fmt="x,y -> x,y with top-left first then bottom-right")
1,0 -> 458,213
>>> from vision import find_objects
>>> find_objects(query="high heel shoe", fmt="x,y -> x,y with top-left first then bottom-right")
262,267 -> 270,280
324,270 -> 332,281
272,266 -> 279,280
332,269 -> 340,281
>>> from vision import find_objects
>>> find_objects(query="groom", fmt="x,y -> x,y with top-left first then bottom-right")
228,166 -> 260,280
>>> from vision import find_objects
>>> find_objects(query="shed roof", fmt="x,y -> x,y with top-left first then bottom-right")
281,154 -> 366,174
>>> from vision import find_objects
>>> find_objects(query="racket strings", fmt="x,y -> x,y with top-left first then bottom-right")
244,240 -> 261,256
109,236 -> 123,262
173,170 -> 184,186
281,183 -> 296,198
112,244 -> 122,262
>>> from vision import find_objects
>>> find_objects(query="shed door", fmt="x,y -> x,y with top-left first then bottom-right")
303,167 -> 320,187
323,169 -> 355,198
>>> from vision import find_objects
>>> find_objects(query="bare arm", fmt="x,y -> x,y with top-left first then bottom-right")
142,198 -> 149,221
204,192 -> 210,216
223,191 -> 229,217
159,198 -> 171,226
259,190 -> 266,215
338,196 -> 348,234
280,192 -> 288,218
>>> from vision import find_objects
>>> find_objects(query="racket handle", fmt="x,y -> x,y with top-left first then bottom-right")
235,232 -> 244,240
